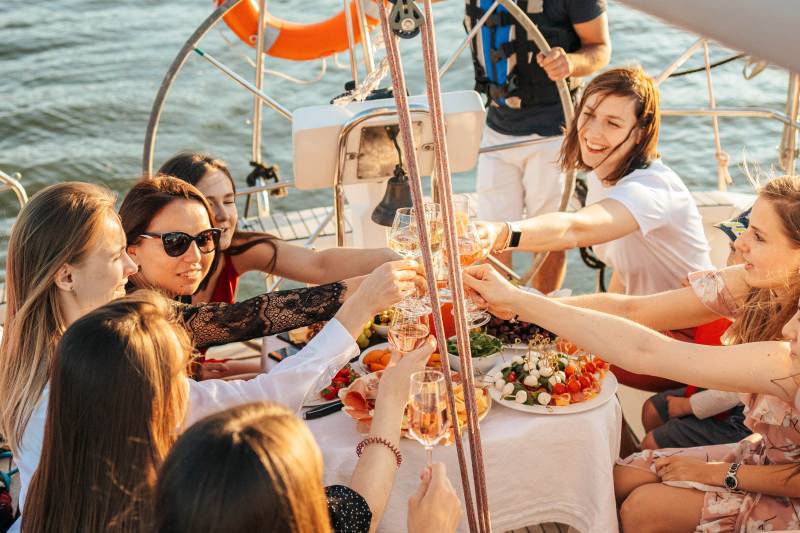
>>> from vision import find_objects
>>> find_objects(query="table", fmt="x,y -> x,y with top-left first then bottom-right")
307,393 -> 622,533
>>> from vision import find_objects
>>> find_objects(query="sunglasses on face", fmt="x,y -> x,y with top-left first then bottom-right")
139,228 -> 222,257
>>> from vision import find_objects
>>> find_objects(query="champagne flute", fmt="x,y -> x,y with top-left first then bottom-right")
407,370 -> 450,465
454,222 -> 491,328
388,307 -> 431,353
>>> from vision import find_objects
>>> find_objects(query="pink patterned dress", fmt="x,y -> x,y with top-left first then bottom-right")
617,270 -> 800,532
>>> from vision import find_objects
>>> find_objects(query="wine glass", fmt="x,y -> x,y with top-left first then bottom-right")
407,370 -> 450,465
388,206 -> 440,314
450,222 -> 491,328
388,307 -> 431,353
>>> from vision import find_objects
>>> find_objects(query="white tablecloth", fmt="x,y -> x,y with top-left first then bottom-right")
307,394 -> 622,533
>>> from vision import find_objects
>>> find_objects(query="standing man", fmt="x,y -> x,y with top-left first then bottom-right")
467,0 -> 610,291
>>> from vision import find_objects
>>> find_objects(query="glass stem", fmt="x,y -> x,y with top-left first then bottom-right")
426,445 -> 433,466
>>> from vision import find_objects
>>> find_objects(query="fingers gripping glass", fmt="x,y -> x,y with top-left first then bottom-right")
139,229 -> 222,257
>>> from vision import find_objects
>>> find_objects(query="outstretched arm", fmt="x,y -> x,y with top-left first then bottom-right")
232,238 -> 399,285
464,264 -> 798,402
489,199 -> 639,253
558,264 -> 750,331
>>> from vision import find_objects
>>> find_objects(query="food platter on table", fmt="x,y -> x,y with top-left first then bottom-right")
486,346 -> 618,415
304,363 -> 362,407
338,370 -> 491,444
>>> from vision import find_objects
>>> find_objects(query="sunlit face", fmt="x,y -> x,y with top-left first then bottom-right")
780,303 -> 800,358
68,214 -> 138,315
127,199 -> 216,297
734,197 -> 800,290
577,92 -> 641,181
195,169 -> 237,251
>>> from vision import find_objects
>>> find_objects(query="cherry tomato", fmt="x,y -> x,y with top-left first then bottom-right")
552,383 -> 567,395
565,364 -> 577,377
584,362 -> 596,374
567,379 -> 581,394
579,376 -> 591,390
320,386 -> 337,400
507,371 -> 517,383
594,357 -> 606,369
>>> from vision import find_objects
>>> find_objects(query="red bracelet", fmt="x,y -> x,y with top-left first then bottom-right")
356,436 -> 403,467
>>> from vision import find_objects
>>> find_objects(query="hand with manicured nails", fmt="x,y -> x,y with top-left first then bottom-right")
407,463 -> 462,533
462,263 -> 523,320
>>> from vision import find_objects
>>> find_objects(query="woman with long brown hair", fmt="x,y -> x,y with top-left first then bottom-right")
158,152 -> 397,305
0,181 -> 421,525
484,65 -> 713,392
487,66 -> 712,298
24,294 -> 457,533
463,176 -> 800,531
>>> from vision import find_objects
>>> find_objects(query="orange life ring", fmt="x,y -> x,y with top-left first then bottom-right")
216,0 -> 380,61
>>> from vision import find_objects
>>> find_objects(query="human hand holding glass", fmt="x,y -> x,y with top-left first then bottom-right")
407,370 -> 450,465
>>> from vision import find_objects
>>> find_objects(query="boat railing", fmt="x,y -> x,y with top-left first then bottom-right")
0,170 -> 28,310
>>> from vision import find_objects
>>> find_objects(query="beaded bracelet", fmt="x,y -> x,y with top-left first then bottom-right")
355,436 -> 403,467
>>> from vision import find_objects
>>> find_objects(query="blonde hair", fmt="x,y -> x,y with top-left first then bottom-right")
24,291 -> 191,532
155,402 -> 332,533
0,182 -> 118,451
726,175 -> 800,344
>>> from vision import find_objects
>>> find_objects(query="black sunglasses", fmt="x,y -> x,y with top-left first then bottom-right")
139,228 -> 222,257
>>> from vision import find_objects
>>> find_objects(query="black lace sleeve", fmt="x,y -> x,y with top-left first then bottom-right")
325,485 -> 372,533
178,282 -> 346,349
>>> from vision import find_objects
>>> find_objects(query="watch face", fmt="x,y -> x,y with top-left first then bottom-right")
724,475 -> 736,489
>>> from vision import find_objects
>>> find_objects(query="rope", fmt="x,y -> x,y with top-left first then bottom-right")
703,41 -> 733,191
667,54 -> 744,78
420,1 -> 491,529
332,57 -> 391,105
377,3 -> 487,530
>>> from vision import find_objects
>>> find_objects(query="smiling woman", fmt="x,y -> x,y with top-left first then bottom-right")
120,176 -> 221,299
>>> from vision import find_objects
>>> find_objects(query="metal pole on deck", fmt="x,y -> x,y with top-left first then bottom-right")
252,0 -> 271,217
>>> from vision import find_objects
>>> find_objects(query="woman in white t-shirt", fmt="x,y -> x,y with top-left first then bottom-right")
487,66 -> 712,296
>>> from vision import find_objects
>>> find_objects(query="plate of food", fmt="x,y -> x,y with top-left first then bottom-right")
484,316 -> 555,351
304,363 -> 362,407
487,350 -> 617,415
339,372 -> 491,443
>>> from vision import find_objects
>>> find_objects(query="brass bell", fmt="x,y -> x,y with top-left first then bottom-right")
371,165 -> 414,226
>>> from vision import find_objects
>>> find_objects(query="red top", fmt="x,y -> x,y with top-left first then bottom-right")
209,255 -> 241,304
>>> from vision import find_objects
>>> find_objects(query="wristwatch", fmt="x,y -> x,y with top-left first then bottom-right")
501,221 -> 522,251
724,462 -> 741,490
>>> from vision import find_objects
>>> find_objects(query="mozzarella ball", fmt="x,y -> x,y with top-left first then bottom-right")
515,390 -> 528,404
539,366 -> 554,378
502,382 -> 515,397
537,392 -> 552,405
523,374 -> 539,387
494,378 -> 506,391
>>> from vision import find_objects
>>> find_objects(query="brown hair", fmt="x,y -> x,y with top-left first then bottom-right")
23,292 -> 191,533
0,182 -> 118,451
119,175 -> 221,293
726,175 -> 800,344
154,402 -> 331,533
559,66 -> 660,185
158,152 -> 278,270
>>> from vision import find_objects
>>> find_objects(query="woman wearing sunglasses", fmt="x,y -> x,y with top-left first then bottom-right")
158,152 -> 397,305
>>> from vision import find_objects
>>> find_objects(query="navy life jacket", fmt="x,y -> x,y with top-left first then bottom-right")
464,0 -> 582,109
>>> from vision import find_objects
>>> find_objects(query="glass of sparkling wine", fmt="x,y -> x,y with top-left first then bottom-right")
388,308 -> 430,353
455,222 -> 491,327
407,370 -> 451,465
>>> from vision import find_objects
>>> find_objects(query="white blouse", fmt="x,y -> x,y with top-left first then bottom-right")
12,318 -> 357,519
